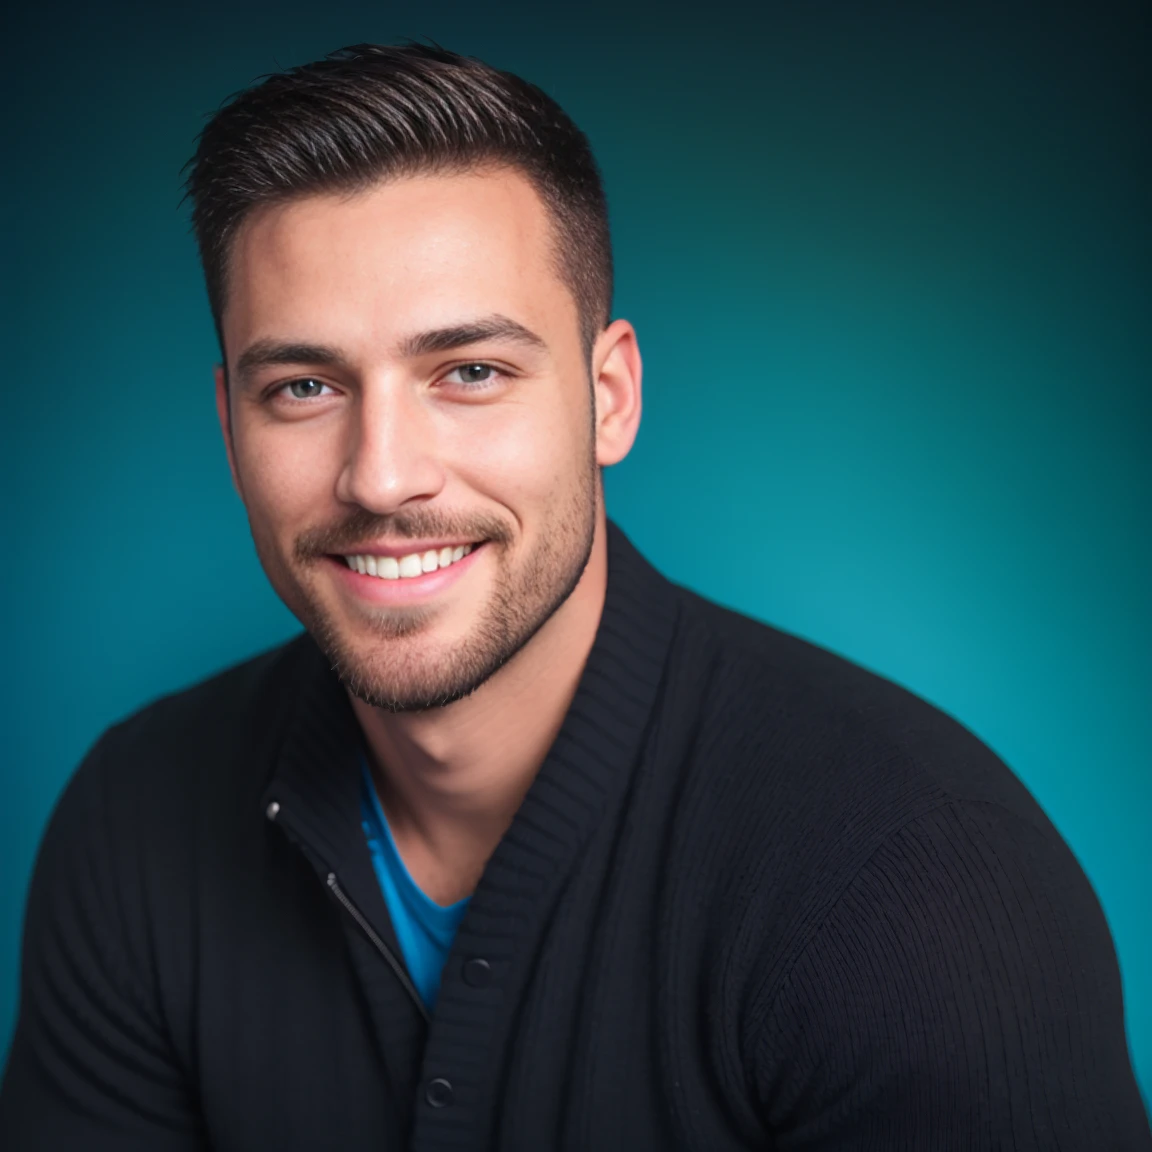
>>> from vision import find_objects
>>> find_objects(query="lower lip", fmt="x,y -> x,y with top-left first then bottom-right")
326,544 -> 485,606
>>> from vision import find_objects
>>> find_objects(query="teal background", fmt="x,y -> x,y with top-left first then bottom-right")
2,0 -> 1148,1110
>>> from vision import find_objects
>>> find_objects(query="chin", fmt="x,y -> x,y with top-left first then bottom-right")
326,637 -> 500,713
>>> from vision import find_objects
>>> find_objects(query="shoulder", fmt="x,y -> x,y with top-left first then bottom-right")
657,595 -> 1150,1138
85,631 -> 315,792
656,584 -> 1085,967
41,633 -> 319,872
98,631 -> 314,760
22,633 -> 321,982
668,582 -> 1050,827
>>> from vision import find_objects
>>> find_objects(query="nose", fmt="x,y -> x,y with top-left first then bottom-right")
335,379 -> 446,514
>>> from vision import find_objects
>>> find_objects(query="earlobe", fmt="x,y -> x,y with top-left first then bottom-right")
593,319 -> 643,468
214,365 -> 243,497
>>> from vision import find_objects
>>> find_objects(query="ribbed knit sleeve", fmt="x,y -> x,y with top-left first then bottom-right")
0,735 -> 206,1150
750,800 -> 1151,1149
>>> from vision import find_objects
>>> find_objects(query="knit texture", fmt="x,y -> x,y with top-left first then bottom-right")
1,522 -> 1148,1150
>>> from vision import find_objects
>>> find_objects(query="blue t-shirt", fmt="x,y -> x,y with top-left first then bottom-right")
359,758 -> 470,1011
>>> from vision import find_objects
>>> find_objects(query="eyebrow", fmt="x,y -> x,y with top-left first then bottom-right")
234,340 -> 348,384
397,315 -> 548,358
233,314 -> 548,386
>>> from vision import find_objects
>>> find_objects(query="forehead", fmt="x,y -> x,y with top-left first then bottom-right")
222,168 -> 575,357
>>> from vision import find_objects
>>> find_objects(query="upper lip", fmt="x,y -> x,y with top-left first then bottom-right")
333,539 -> 482,559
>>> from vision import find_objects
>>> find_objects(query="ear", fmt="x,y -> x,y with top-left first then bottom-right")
214,364 -> 243,496
591,319 -> 642,467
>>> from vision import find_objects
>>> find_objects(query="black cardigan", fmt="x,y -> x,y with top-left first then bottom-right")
2,523 -> 1148,1150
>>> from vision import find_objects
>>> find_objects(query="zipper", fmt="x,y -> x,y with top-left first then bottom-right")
326,871 -> 432,1025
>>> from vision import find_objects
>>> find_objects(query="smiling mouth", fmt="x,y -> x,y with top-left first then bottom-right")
339,542 -> 479,580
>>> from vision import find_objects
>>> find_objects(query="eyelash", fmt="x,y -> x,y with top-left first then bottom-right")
272,378 -> 336,403
440,362 -> 506,391
270,362 -> 509,402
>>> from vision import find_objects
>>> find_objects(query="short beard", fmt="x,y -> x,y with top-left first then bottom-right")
286,451 -> 598,714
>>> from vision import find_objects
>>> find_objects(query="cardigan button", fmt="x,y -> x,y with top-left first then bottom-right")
463,957 -> 492,988
425,1077 -> 454,1108
265,801 -> 280,821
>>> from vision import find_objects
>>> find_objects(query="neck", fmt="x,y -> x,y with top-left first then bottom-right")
349,512 -> 609,888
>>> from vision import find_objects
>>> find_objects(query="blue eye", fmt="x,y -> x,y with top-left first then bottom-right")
284,378 -> 331,399
445,364 -> 496,386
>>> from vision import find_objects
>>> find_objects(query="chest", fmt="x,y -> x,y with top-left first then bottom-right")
185,805 -> 767,1152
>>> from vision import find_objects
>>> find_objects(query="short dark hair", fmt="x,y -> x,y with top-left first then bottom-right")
185,43 -> 613,358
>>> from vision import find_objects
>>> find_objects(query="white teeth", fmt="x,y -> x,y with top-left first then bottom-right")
344,543 -> 479,581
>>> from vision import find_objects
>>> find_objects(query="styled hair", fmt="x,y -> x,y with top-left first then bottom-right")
185,43 -> 613,357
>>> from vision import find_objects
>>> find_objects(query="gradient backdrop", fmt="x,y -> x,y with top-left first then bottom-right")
3,0 -> 1149,1110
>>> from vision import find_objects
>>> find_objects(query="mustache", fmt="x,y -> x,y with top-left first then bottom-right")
294,506 -> 514,561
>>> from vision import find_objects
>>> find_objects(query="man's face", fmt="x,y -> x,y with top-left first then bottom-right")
218,169 -> 604,711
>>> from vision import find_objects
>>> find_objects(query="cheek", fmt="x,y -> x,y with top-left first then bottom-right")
445,389 -> 587,508
234,419 -> 345,531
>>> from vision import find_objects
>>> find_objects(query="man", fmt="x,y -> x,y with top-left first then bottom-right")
0,41 -> 1147,1151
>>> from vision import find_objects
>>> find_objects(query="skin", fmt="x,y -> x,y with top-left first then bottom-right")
216,168 -> 642,904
